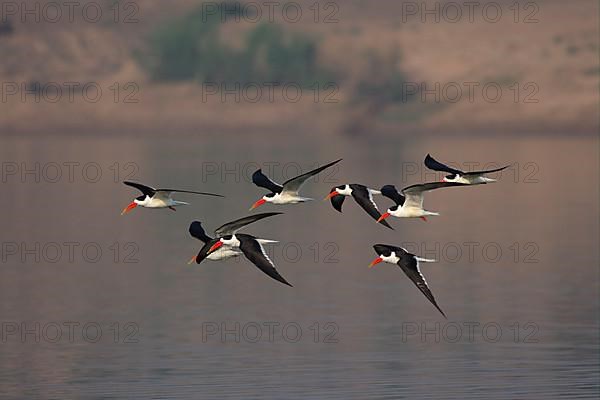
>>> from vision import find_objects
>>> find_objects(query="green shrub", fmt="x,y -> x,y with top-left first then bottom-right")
142,4 -> 332,86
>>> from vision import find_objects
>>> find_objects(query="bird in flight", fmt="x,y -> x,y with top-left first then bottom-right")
377,182 -> 466,223
121,181 -> 223,215
369,244 -> 446,318
324,183 -> 393,230
189,213 -> 292,287
425,154 -> 512,185
249,159 -> 342,210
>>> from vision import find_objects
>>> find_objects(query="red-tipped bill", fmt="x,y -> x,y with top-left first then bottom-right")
250,199 -> 266,210
121,202 -> 137,215
208,241 -> 223,253
369,256 -> 383,268
323,191 -> 339,201
377,212 -> 391,223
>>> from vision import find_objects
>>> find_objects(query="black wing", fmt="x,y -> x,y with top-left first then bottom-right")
424,154 -> 463,175
397,251 -> 446,318
189,221 -> 213,243
380,185 -> 405,206
281,159 -> 342,194
238,234 -> 292,287
194,238 -> 221,264
215,212 -> 283,237
401,182 -> 467,194
350,184 -> 393,230
155,189 -> 224,197
252,169 -> 283,194
124,181 -> 156,197
465,164 -> 512,176
329,192 -> 346,213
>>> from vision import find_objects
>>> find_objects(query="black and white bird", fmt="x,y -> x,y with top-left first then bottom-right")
189,213 -> 292,287
377,182 -> 466,222
249,159 -> 342,210
325,184 -> 393,229
425,154 -> 512,184
369,244 -> 446,318
188,212 -> 281,262
121,181 -> 223,215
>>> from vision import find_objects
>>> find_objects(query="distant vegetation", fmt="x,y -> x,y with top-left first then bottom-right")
0,21 -> 14,37
353,48 -> 410,105
142,3 -> 332,86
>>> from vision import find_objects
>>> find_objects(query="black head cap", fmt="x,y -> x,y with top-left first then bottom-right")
373,244 -> 393,257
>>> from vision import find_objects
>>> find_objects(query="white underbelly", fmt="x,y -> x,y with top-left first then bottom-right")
272,193 -> 312,204
465,175 -> 495,184
145,198 -> 170,208
394,206 -> 426,218
207,248 -> 242,261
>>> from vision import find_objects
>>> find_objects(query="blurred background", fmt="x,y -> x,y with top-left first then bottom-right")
0,0 -> 598,399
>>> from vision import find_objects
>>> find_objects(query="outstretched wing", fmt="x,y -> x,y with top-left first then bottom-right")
252,169 -> 283,194
401,182 -> 466,209
424,154 -> 463,175
124,181 -> 156,197
215,212 -> 283,237
281,159 -> 342,195
189,221 -> 213,243
350,185 -> 393,230
380,185 -> 405,206
238,235 -> 292,287
329,192 -> 346,213
194,238 -> 221,264
155,189 -> 224,198
397,251 -> 446,318
466,164 -> 513,176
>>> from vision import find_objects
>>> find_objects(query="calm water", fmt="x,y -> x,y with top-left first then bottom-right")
0,133 -> 598,399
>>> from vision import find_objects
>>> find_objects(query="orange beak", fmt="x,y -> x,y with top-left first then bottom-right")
369,256 -> 383,268
121,202 -> 137,215
323,191 -> 339,201
377,212 -> 391,223
250,198 -> 266,210
187,255 -> 197,265
208,241 -> 223,253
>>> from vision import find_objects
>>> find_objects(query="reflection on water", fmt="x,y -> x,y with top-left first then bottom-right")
0,134 -> 598,399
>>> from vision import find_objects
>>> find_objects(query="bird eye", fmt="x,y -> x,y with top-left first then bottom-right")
223,235 -> 233,240
390,206 -> 398,212
446,174 -> 454,179
136,195 -> 145,201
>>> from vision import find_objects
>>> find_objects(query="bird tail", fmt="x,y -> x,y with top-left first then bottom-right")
257,239 -> 279,244
415,257 -> 436,263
